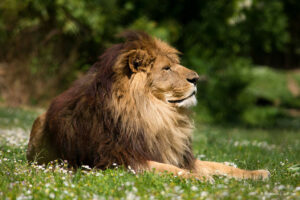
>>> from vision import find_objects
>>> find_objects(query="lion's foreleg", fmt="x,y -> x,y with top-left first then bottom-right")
145,161 -> 214,182
193,160 -> 270,180
27,113 -> 57,164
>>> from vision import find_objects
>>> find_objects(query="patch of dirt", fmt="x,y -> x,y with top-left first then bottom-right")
287,75 -> 300,97
285,108 -> 300,117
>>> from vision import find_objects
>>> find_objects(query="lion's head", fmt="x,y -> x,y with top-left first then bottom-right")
147,52 -> 199,108
112,31 -> 200,110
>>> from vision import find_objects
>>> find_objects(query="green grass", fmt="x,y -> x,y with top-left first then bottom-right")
0,107 -> 43,130
0,107 -> 299,199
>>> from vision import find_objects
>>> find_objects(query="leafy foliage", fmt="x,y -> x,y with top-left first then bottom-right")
197,58 -> 253,122
0,0 -> 299,122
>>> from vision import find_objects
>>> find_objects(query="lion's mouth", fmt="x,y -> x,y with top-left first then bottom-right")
167,91 -> 196,104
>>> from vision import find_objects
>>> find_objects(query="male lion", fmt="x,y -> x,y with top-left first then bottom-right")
27,31 -> 269,181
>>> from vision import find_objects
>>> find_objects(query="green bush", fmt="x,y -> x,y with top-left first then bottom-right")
196,58 -> 253,123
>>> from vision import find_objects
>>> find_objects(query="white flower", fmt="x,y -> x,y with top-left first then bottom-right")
81,165 -> 91,170
126,192 -> 140,200
132,187 -> 138,192
191,186 -> 198,191
224,162 -> 237,168
125,182 -> 132,186
222,191 -> 229,196
200,191 -> 208,197
49,193 -> 55,199
238,0 -> 253,9
277,185 -> 285,190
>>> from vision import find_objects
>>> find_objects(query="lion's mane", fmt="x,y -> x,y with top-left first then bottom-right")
45,31 -> 195,170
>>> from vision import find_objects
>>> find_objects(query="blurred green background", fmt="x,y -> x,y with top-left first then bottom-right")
0,0 -> 299,127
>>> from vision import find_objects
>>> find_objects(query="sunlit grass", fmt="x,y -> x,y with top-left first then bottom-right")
0,107 -> 299,199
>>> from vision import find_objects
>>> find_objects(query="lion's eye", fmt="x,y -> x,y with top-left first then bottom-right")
163,66 -> 171,71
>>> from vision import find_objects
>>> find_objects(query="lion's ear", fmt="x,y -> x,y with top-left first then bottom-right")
128,49 -> 154,73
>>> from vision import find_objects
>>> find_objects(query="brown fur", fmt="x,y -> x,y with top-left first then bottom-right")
27,31 -> 270,181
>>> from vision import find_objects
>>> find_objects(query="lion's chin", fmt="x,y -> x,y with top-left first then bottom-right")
167,92 -> 197,108
177,95 -> 197,108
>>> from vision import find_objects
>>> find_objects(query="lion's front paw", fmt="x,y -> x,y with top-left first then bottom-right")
194,174 -> 215,184
251,169 -> 270,180
179,172 -> 214,183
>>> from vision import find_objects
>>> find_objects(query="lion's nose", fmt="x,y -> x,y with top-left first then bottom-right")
187,73 -> 200,85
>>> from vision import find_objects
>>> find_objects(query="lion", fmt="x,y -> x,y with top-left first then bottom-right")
27,31 -> 269,182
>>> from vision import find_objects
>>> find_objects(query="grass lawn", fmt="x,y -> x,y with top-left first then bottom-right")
0,106 -> 299,199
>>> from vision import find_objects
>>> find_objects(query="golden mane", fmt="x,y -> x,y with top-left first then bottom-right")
111,69 -> 194,167
109,31 -> 194,168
